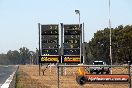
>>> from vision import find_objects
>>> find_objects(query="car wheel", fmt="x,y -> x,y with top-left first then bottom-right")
101,71 -> 104,74
90,71 -> 93,74
106,70 -> 110,74
76,76 -> 87,85
96,71 -> 99,74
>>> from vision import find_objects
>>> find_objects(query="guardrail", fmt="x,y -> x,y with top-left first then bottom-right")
56,61 -> 131,88
8,71 -> 16,88
8,65 -> 19,88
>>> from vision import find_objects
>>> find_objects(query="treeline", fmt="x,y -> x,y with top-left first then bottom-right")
0,47 -> 39,65
85,25 -> 132,64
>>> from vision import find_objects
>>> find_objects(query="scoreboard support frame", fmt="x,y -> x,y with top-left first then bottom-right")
79,24 -> 82,64
38,23 -> 85,75
61,24 -> 83,63
82,23 -> 85,64
38,23 -> 60,75
60,23 -> 64,63
38,23 -> 41,76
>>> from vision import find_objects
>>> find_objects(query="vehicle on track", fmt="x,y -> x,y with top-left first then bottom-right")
88,61 -> 110,74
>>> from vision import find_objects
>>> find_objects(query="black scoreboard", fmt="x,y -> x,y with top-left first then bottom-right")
39,24 -> 60,63
39,24 -> 83,63
62,24 -> 83,63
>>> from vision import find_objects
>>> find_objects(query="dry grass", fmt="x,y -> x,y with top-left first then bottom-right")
16,65 -> 131,88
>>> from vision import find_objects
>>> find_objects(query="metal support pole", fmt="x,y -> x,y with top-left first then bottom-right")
38,23 -> 41,76
60,23 -> 64,76
79,17 -> 82,64
75,10 -> 82,63
61,66 -> 63,76
80,24 -> 82,64
83,23 -> 85,64
60,23 -> 64,62
109,0 -> 112,74
78,13 -> 82,64
57,63 -> 59,88
128,61 -> 131,88
77,12 -> 81,63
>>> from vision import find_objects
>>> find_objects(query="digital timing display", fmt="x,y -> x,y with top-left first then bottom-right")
64,49 -> 80,55
42,49 -> 58,55
39,56 -> 61,63
63,24 -> 82,63
63,24 -> 81,55
62,56 -> 83,63
41,25 -> 59,56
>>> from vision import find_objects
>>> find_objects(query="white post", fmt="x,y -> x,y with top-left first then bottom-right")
109,0 -> 112,74
50,63 -> 51,73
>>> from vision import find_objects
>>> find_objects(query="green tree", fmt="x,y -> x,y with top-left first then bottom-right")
86,25 -> 132,64
19,47 -> 30,65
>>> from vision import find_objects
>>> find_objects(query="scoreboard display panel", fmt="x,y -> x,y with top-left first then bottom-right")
62,56 -> 83,63
42,49 -> 58,55
62,24 -> 83,63
40,24 -> 60,63
39,56 -> 61,63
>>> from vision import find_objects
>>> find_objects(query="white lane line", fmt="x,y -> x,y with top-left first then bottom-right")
1,71 -> 16,88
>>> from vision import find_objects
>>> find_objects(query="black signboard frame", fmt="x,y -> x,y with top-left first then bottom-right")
61,24 -> 83,63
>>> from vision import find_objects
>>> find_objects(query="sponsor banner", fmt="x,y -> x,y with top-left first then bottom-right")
85,75 -> 129,82
62,56 -> 83,63
39,56 -> 61,63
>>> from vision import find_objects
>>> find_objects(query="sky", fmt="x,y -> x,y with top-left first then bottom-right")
0,0 -> 132,53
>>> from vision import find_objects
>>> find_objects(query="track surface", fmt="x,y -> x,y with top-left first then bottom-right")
0,65 -> 17,87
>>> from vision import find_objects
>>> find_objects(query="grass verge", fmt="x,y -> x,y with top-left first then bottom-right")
15,70 -> 26,88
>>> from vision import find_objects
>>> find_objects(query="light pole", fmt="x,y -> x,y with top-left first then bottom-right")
109,0 -> 112,74
75,10 -> 83,63
75,10 -> 80,25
